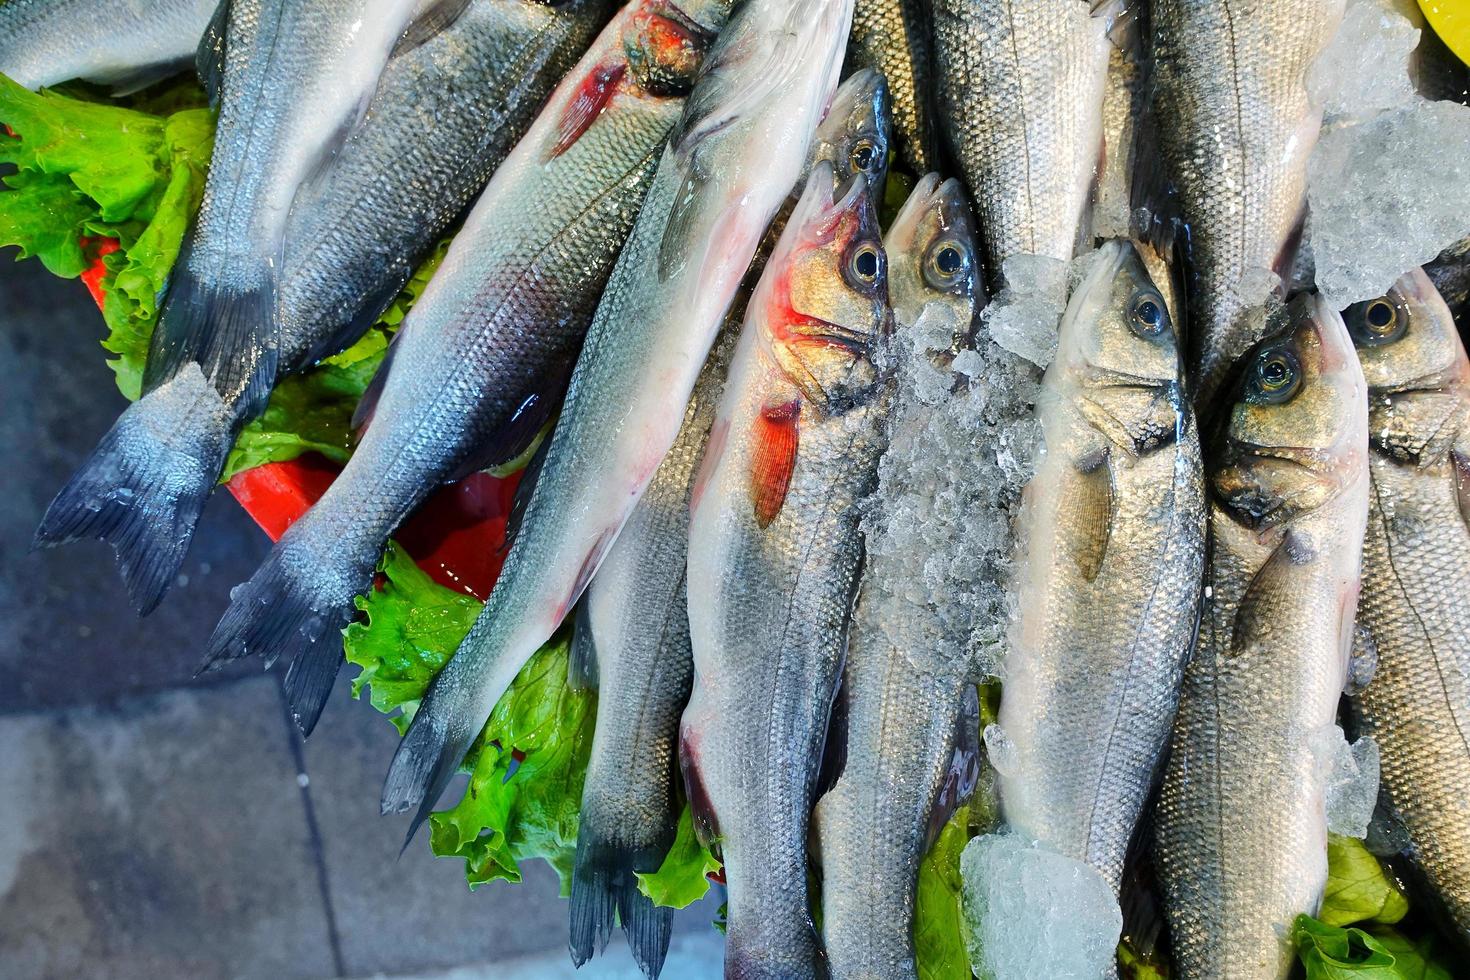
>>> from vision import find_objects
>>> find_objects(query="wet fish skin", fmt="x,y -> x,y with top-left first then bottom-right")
681,165 -> 891,980
0,0 -> 217,91
845,0 -> 934,172
930,0 -> 1111,288
1148,0 -> 1345,411
1156,294 -> 1369,980
813,172 -> 980,980
382,0 -> 854,835
202,0 -> 729,733
1344,270 -> 1470,939
568,67 -> 892,980
998,239 -> 1203,891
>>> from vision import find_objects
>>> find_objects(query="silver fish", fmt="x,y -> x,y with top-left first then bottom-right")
383,0 -> 855,837
567,66 -> 892,980
1155,294 -> 1369,980
812,172 -> 980,980
35,0 -> 422,612
1148,0 -> 1345,409
1344,270 -> 1470,939
998,239 -> 1204,890
202,0 -> 732,733
0,0 -> 217,91
681,164 -> 891,979
930,0 -> 1112,288
845,0 -> 935,172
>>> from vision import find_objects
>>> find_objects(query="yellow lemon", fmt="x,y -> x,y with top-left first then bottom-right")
1421,0 -> 1470,67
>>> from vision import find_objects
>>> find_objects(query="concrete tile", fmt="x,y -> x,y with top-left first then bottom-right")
0,676 -> 338,980
303,677 -> 725,977
361,931 -> 726,979
0,258 -> 270,713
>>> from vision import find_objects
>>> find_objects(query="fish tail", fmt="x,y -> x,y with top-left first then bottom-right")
569,832 -> 674,979
201,505 -> 380,734
33,365 -> 235,615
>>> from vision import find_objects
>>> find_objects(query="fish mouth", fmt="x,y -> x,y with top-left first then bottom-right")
1227,442 -> 1335,475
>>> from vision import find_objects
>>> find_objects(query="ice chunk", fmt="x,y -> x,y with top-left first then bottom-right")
960,834 -> 1122,980
1309,0 -> 1421,123
1312,725 -> 1381,838
1308,100 -> 1470,306
982,255 -> 1070,368
982,724 -> 1018,778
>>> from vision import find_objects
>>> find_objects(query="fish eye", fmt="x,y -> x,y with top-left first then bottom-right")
1345,296 -> 1407,347
924,239 -> 971,290
1248,346 -> 1302,404
849,139 -> 879,176
1128,290 -> 1168,338
848,242 -> 882,286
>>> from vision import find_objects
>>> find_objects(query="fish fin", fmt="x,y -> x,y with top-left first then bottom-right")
502,430 -> 554,555
1452,449 -> 1470,532
391,0 -> 474,57
1062,448 -> 1114,582
678,723 -> 720,847
567,599 -> 600,692
924,682 -> 983,850
200,522 -> 377,734
33,366 -> 235,615
94,61 -> 192,97
750,398 -> 800,528
449,382 -> 565,482
196,0 -> 229,106
813,672 -> 849,801
146,248 -> 279,420
1228,530 -> 1315,660
550,64 -> 627,159
657,167 -> 704,281
569,834 -> 675,978
1117,792 -> 1168,964
351,331 -> 403,436
1345,623 -> 1379,696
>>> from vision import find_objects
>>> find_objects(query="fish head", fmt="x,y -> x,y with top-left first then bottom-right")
884,173 -> 979,339
1343,269 -> 1470,459
1212,294 -> 1368,530
811,67 -> 893,196
1053,239 -> 1185,457
623,0 -> 724,97
760,161 -> 891,413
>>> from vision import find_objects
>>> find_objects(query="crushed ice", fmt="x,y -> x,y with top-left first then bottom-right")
960,833 -> 1122,980
1312,725 -> 1381,839
981,256 -> 1070,369
1307,0 -> 1470,305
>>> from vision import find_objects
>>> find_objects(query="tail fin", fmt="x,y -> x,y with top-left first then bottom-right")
569,835 -> 674,979
201,512 -> 380,734
34,365 -> 235,615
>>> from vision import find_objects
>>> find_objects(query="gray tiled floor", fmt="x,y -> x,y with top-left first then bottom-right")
0,260 -> 726,977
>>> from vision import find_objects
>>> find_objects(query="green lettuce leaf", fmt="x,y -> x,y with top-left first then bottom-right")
1294,916 -> 1454,980
914,803 -> 972,980
636,805 -> 721,909
1320,835 -> 1410,928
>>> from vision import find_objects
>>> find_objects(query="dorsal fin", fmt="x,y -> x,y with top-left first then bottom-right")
391,0 -> 475,58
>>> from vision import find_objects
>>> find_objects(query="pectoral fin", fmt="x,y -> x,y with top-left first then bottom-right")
1061,449 -> 1114,582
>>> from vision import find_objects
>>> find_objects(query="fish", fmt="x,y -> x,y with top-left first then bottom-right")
1343,269 -> 1470,939
1154,293 -> 1369,980
930,0 -> 1112,289
566,66 -> 892,980
33,0 -> 426,612
811,172 -> 981,980
680,163 -> 892,980
1147,0 -> 1346,410
382,0 -> 855,836
201,0 -> 735,734
0,0 -> 217,92
844,0 -> 935,172
996,239 -> 1204,891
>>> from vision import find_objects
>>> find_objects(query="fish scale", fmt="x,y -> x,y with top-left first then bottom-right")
0,0 -> 218,91
1345,270 -> 1470,940
845,0 -> 934,172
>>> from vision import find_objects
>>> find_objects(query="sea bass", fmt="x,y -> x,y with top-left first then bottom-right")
0,0 -> 217,91
1148,0 -> 1345,410
1156,295 -> 1369,980
1345,270 -> 1470,939
383,0 -> 855,831
35,0 -> 421,612
203,0 -> 733,733
845,0 -> 934,172
681,164 -> 892,980
930,0 -> 1112,288
567,67 -> 892,980
998,239 -> 1204,890
813,173 -> 981,980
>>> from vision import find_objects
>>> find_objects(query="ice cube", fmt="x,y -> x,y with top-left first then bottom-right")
1308,99 -> 1470,306
1309,0 -> 1421,123
1313,725 -> 1381,838
960,834 -> 1122,980
982,724 -> 1018,778
982,255 -> 1070,368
